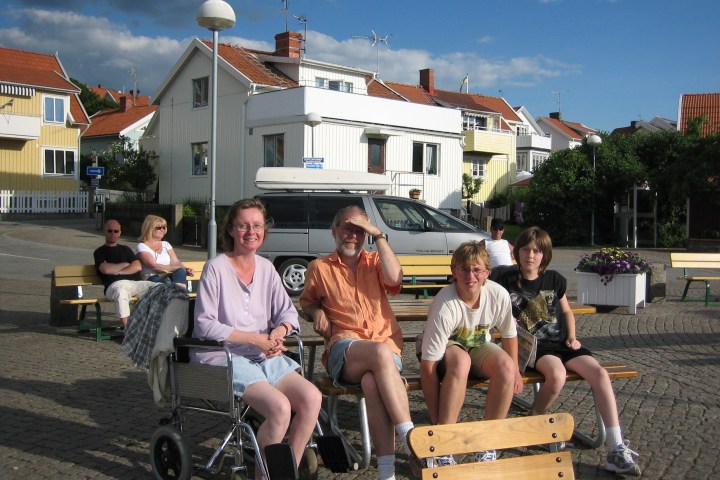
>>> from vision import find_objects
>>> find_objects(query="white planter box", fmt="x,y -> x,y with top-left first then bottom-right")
576,272 -> 647,314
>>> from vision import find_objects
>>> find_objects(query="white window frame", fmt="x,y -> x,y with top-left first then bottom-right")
315,77 -> 327,88
42,147 -> 76,176
462,114 -> 488,131
193,77 -> 209,108
412,142 -> 439,176
517,153 -> 527,172
263,133 -> 285,167
191,142 -> 208,176
471,158 -> 486,178
43,95 -> 66,124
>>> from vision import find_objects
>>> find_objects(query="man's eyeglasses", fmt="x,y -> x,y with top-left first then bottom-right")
234,223 -> 266,232
340,226 -> 365,236
106,230 -> 120,234
457,267 -> 489,277
155,225 -> 167,230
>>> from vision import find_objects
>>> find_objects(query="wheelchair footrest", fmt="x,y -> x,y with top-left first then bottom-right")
265,443 -> 298,480
316,435 -> 358,473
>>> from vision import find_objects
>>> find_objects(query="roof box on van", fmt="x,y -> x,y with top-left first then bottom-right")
255,167 -> 391,192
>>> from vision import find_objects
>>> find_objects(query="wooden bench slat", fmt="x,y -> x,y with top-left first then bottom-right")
312,362 -> 638,396
416,451 -> 574,480
409,413 -> 574,458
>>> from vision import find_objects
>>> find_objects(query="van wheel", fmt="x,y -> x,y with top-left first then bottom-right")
278,258 -> 309,296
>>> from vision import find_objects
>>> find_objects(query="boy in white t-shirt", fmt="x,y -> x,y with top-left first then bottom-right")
417,241 -> 523,467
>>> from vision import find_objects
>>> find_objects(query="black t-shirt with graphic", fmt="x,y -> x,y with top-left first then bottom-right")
93,244 -> 141,290
495,267 -> 567,343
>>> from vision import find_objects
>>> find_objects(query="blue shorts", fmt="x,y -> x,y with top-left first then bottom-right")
230,354 -> 300,397
327,338 -> 403,387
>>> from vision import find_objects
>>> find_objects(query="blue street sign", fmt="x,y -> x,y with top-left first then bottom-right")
302,157 -> 324,169
90,178 -> 100,188
86,166 -> 105,176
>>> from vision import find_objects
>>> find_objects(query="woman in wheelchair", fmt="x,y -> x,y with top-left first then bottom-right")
191,199 -> 322,479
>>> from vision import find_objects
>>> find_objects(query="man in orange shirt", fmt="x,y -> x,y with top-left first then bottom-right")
300,205 -> 414,480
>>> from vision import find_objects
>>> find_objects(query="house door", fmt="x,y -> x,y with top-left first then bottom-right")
368,138 -> 385,173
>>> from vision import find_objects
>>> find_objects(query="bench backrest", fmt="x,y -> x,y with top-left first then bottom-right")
53,261 -> 206,287
408,413 -> 575,480
670,252 -> 720,269
398,255 -> 453,277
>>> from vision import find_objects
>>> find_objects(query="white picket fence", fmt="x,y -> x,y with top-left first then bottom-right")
0,190 -> 88,214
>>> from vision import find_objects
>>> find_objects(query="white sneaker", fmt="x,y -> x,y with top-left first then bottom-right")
602,440 -> 641,476
423,455 -> 456,468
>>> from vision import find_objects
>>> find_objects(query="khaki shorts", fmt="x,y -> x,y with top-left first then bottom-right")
420,341 -> 501,379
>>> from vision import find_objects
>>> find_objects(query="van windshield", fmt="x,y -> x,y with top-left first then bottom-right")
373,198 -> 476,232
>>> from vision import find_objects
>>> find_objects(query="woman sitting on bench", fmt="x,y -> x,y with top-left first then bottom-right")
136,214 -> 193,289
191,199 -> 322,479
494,226 -> 641,477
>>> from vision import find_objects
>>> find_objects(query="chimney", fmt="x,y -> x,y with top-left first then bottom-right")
120,96 -> 131,112
419,68 -> 435,96
274,31 -> 303,58
550,112 -> 562,120
631,120 -> 637,128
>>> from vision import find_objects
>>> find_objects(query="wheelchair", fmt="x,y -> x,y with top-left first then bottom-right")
148,327 -> 326,480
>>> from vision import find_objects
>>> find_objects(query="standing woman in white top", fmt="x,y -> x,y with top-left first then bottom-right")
136,214 -> 194,288
485,218 -> 514,268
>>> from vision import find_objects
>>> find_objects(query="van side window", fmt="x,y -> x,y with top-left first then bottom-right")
309,197 -> 364,229
264,196 -> 309,228
374,199 -> 425,231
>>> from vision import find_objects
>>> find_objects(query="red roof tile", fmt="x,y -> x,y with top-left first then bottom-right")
538,116 -> 596,140
0,47 -> 89,125
83,104 -> 157,137
366,78 -> 406,100
204,41 -> 297,88
679,93 -> 720,136
383,81 -> 434,104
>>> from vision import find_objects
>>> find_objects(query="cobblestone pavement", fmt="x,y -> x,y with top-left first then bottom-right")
1,219 -> 718,479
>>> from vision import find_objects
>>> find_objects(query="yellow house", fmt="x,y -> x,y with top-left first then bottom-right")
0,47 -> 90,204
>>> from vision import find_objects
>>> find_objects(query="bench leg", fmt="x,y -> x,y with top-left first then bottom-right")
704,281 -> 711,307
512,382 -> 606,449
77,304 -> 88,333
325,395 -> 367,469
571,390 -> 606,449
681,280 -> 691,302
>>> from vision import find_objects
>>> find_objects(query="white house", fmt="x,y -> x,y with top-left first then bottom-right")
143,32 -> 464,211
536,112 -> 597,151
513,106 -> 551,174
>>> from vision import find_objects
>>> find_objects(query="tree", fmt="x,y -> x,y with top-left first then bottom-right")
71,78 -> 118,116
80,137 -> 156,195
523,135 -> 645,246
461,173 -> 483,215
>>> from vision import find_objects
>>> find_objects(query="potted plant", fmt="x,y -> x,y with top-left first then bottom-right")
575,247 -> 652,314
409,188 -> 421,199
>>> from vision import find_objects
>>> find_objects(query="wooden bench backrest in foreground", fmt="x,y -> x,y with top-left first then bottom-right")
408,413 -> 575,480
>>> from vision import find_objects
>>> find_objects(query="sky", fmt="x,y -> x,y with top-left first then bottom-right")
1,0 -> 718,132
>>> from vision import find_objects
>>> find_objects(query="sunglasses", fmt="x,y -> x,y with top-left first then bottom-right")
106,230 -> 120,233
155,226 -> 167,230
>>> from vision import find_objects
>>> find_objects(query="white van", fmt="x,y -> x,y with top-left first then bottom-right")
254,168 -> 490,295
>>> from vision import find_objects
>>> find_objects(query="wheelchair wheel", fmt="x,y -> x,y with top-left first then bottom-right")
150,425 -> 192,480
299,446 -> 319,480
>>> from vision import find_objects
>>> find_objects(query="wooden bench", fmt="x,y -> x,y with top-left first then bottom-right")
397,255 -> 453,298
670,252 -> 720,306
312,362 -> 637,469
51,261 -> 205,340
409,413 -> 575,479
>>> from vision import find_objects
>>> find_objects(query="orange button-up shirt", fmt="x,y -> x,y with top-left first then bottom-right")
299,249 -> 403,368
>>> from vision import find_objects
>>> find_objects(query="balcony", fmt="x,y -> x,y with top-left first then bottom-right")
0,113 -> 41,141
516,132 -> 551,150
463,128 -> 513,155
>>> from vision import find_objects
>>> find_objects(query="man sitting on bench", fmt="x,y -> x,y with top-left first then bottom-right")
94,219 -> 157,327
417,241 -> 522,467
300,205 -> 414,480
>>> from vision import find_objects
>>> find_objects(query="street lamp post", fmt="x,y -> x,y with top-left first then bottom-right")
305,112 -> 323,157
587,134 -> 602,246
196,0 -> 236,259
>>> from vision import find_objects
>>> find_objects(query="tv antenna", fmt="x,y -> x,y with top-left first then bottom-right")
552,89 -> 569,113
293,14 -> 307,57
281,0 -> 290,31
129,68 -> 138,104
352,30 -> 390,74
